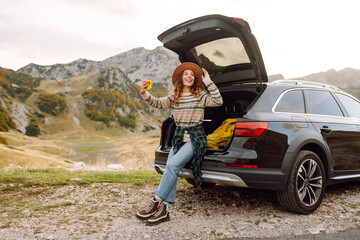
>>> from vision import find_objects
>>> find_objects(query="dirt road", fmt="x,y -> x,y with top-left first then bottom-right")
0,177 -> 359,239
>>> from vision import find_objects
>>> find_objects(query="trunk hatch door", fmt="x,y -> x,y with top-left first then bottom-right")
158,14 -> 268,87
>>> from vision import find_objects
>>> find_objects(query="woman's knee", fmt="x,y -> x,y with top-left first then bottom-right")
165,161 -> 177,172
166,158 -> 184,173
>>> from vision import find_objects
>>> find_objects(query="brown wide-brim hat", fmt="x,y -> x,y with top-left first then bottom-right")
172,62 -> 203,84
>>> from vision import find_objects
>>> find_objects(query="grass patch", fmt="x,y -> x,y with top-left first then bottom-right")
32,201 -> 74,211
1,186 -> 19,192
5,145 -> 24,151
0,169 -> 162,187
0,169 -> 166,220
78,146 -> 98,152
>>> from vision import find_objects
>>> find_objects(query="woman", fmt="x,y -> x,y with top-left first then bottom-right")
136,62 -> 223,225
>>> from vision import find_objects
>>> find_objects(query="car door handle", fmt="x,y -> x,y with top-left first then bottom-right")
320,126 -> 332,134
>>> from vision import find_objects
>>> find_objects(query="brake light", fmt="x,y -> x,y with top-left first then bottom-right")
234,122 -> 268,137
234,17 -> 246,22
226,163 -> 259,168
161,123 -> 163,136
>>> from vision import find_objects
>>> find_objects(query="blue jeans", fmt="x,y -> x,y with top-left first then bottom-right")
155,141 -> 194,203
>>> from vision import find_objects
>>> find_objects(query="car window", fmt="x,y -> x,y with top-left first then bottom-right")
305,90 -> 343,116
184,37 -> 250,73
335,93 -> 360,118
275,90 -> 305,113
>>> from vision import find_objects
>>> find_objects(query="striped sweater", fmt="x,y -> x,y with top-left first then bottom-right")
141,79 -> 223,127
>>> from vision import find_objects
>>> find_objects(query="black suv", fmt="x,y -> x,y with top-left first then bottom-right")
153,14 -> 360,214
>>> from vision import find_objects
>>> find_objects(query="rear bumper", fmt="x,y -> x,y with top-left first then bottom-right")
155,164 -> 248,187
155,148 -> 288,190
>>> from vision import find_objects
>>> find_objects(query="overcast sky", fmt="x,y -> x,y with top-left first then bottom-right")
1,0 -> 360,78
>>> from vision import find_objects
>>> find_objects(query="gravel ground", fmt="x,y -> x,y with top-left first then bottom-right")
0,179 -> 359,240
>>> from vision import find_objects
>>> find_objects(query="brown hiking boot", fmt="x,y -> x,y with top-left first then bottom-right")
146,202 -> 170,225
136,198 -> 161,220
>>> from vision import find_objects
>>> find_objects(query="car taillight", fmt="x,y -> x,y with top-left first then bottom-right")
161,123 -> 163,136
234,122 -> 269,137
234,17 -> 246,22
226,163 -> 259,168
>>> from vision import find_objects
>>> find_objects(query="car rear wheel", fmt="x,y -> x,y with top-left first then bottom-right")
276,150 -> 326,214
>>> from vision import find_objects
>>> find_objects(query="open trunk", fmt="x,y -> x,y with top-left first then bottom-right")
158,15 -> 267,88
157,14 -> 268,152
159,84 -> 262,151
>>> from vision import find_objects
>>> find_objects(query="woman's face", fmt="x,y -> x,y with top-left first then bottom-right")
182,70 -> 195,88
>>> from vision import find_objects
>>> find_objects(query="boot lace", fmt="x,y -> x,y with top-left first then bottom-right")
154,203 -> 165,217
145,200 -> 157,212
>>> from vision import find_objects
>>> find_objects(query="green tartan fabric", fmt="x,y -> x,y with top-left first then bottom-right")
172,124 -> 207,187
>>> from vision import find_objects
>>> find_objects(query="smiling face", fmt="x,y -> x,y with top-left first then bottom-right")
182,69 -> 195,89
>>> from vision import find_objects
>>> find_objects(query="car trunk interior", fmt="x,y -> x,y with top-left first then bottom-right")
160,84 -> 262,151
203,87 -> 259,134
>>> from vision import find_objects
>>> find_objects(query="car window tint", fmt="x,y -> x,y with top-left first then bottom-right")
185,37 -> 250,73
275,90 -> 305,113
335,93 -> 360,118
306,90 -> 343,116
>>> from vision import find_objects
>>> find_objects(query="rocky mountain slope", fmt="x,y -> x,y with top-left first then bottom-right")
18,47 -> 179,88
0,64 -> 169,137
268,68 -> 360,98
291,68 -> 360,98
7,46 -> 178,137
292,68 -> 360,89
2,46 -> 360,138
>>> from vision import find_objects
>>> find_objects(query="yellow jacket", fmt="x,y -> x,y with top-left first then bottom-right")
207,118 -> 237,149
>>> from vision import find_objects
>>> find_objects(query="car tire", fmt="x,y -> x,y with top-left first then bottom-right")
276,150 -> 326,214
185,178 -> 216,188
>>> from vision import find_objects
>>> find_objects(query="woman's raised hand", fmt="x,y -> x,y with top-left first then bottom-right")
202,68 -> 211,83
140,80 -> 150,94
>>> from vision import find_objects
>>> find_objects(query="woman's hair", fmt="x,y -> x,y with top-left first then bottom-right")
172,71 -> 205,105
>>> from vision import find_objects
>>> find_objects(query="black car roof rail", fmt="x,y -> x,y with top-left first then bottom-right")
272,80 -> 341,91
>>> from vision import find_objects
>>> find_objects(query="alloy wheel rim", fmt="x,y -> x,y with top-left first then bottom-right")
296,158 -> 323,207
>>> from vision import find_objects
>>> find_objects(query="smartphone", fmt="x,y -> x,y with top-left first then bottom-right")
146,80 -> 152,90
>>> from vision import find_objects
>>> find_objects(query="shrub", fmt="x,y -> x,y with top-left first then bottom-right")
101,106 -> 116,124
0,105 -> 16,132
0,136 -> 8,145
25,119 -> 40,137
15,87 -> 32,100
98,76 -> 106,88
37,93 -> 67,116
0,76 -> 11,89
34,112 -> 45,118
0,67 -> 39,99
0,76 -> 15,97
82,89 -> 139,126
143,125 -> 156,132
25,125 -> 40,137
118,113 -> 136,129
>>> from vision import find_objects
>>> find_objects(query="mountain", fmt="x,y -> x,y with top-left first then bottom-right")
291,68 -> 360,89
290,68 -> 360,99
19,47 -> 360,97
0,67 -> 42,133
18,46 -> 179,88
88,67 -> 169,119
268,74 -> 285,82
97,67 -> 143,101
0,66 -> 40,100
12,47 -> 178,136
2,46 -> 360,137
0,64 -> 169,136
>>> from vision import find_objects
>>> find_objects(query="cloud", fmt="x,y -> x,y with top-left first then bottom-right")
61,0 -> 139,17
0,0 -> 143,68
1,0 -> 360,76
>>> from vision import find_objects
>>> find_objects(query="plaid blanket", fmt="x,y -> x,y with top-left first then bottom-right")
172,124 -> 207,187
